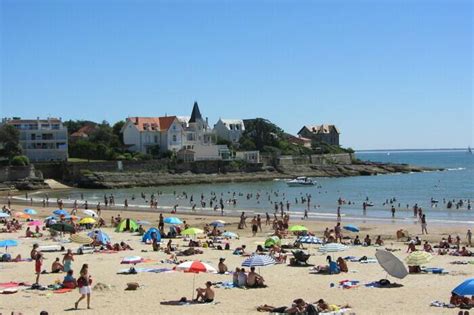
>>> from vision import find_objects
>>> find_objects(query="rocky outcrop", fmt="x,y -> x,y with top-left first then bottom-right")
76,162 -> 441,189
0,165 -> 50,191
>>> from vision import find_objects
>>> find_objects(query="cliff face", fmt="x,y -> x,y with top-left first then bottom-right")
76,162 -> 440,189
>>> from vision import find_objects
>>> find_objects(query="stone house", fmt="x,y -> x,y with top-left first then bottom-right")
297,124 -> 340,146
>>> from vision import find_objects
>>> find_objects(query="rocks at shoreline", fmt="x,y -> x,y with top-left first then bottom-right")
75,162 -> 442,189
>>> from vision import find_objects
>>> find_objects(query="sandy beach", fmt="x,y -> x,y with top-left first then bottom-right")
1,200 -> 473,315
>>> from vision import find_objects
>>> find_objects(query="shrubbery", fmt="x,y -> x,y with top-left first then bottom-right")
11,155 -> 30,166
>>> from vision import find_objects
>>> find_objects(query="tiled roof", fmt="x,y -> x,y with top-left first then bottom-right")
71,125 -> 97,137
304,124 -> 340,134
127,116 -> 177,132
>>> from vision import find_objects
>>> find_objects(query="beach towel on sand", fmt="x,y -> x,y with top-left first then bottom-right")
118,267 -> 172,274
270,308 -> 351,315
54,288 -> 73,294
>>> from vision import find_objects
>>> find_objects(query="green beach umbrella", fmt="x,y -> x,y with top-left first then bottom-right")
288,225 -> 308,232
181,228 -> 204,236
264,236 -> 281,248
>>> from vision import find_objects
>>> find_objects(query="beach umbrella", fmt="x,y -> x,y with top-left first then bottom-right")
53,209 -> 68,216
79,217 -> 96,225
452,278 -> 474,296
222,231 -> 239,239
405,251 -> 433,266
14,212 -> 30,219
50,222 -> 75,233
210,220 -> 225,227
27,220 -> 42,226
83,210 -> 98,217
297,236 -> 323,244
318,243 -> 347,253
164,217 -> 183,225
288,225 -> 308,232
175,260 -> 217,299
264,236 -> 281,248
70,234 -> 94,245
88,229 -> 111,245
64,215 -> 80,220
375,249 -> 408,279
181,228 -> 204,236
241,255 -> 276,267
343,224 -> 360,232
0,212 -> 10,218
24,208 -> 37,215
121,256 -> 144,264
0,239 -> 18,252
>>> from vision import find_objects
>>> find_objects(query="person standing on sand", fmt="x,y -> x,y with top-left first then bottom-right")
467,229 -> 472,247
75,264 -> 92,310
34,252 -> 43,284
421,214 -> 428,234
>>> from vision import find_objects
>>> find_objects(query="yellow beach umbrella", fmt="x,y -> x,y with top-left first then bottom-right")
288,225 -> 308,232
79,217 -> 96,225
181,227 -> 204,236
70,233 -> 94,245
405,251 -> 433,266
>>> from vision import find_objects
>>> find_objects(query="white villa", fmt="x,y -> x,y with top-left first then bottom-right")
121,102 -> 231,161
213,118 -> 245,144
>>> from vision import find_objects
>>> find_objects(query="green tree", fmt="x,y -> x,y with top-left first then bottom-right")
0,124 -> 22,159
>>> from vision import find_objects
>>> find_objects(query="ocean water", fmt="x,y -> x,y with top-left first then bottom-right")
42,150 -> 474,224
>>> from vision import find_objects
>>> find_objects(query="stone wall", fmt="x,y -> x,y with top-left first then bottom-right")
0,165 -> 39,182
275,153 -> 352,167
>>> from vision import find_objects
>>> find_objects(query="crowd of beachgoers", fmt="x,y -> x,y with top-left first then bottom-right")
0,193 -> 473,314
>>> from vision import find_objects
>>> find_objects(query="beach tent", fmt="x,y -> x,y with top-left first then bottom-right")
88,229 -> 111,245
142,228 -> 161,243
115,218 -> 139,232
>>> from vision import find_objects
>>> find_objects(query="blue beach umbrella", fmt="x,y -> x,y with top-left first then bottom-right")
0,239 -> 18,252
343,224 -> 360,233
88,229 -> 111,245
452,278 -> 474,296
53,209 -> 68,216
24,208 -> 37,215
164,217 -> 182,225
210,220 -> 225,228
222,231 -> 239,239
0,213 -> 10,218
242,255 -> 276,267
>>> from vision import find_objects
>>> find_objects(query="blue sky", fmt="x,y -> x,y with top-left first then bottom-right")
1,0 -> 472,150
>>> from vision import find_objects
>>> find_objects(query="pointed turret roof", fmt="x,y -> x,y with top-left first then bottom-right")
188,101 -> 203,123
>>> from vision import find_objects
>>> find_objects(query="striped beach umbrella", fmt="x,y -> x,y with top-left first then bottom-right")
405,251 -> 433,266
297,236 -> 323,244
121,256 -> 144,265
242,255 -> 276,267
318,243 -> 348,253
70,234 -> 94,245
210,220 -> 225,227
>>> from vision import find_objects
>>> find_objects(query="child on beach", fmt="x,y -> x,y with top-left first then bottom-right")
34,252 -> 43,284
75,264 -> 92,309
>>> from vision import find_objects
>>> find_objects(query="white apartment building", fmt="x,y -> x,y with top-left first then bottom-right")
3,117 -> 68,162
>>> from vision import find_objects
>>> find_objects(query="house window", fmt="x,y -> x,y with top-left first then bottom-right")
172,135 -> 177,142
154,135 -> 158,143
